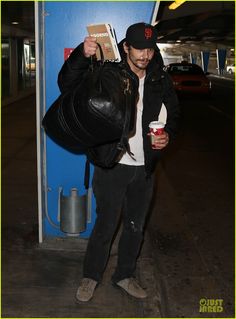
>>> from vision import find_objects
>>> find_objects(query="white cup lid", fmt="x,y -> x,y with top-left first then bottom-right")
149,121 -> 165,129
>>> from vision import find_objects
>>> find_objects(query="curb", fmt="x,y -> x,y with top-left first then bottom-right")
209,74 -> 235,81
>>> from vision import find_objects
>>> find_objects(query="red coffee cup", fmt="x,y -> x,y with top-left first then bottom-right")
149,121 -> 165,149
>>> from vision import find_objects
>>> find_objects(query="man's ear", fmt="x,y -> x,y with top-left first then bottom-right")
123,42 -> 129,54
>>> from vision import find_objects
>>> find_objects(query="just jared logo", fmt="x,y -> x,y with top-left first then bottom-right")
199,298 -> 224,313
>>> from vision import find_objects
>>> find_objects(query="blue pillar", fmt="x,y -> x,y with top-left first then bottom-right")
216,49 -> 227,75
42,1 -> 157,239
201,51 -> 210,73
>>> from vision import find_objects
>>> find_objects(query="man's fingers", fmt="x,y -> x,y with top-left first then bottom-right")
83,36 -> 98,57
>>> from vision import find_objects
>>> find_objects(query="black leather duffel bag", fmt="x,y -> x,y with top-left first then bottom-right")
42,57 -> 137,162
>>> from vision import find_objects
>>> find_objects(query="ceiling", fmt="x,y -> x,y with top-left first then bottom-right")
154,1 -> 235,51
1,1 -> 34,37
1,0 -> 235,54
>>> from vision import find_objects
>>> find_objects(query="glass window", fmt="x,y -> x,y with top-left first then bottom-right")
20,39 -> 36,90
169,64 -> 205,75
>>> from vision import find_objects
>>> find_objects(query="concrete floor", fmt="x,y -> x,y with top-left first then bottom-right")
1,94 -> 161,318
147,79 -> 235,318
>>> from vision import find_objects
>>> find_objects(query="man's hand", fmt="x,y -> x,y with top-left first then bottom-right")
148,131 -> 169,150
83,36 -> 98,58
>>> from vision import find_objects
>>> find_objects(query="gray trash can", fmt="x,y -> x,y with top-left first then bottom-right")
60,188 -> 87,235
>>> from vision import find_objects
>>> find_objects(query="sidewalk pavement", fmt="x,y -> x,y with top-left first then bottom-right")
2,95 -> 162,318
2,226 -> 162,318
208,72 -> 235,81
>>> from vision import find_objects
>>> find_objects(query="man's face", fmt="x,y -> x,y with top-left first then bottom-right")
124,43 -> 155,73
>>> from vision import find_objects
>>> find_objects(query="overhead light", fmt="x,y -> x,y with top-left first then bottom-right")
176,40 -> 181,43
169,1 -> 186,10
11,21 -> 19,25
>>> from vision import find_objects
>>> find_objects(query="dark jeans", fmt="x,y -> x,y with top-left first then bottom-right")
83,164 -> 155,283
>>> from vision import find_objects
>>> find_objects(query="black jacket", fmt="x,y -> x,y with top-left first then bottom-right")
58,42 -> 180,176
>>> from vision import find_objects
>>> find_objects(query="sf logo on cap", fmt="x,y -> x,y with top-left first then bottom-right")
145,28 -> 152,39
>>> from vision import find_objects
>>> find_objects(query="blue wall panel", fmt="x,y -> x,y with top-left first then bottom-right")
44,1 -> 155,237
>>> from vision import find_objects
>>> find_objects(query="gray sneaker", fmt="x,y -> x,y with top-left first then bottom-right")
116,278 -> 147,299
76,278 -> 98,302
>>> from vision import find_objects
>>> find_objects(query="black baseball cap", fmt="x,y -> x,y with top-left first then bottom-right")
125,22 -> 157,49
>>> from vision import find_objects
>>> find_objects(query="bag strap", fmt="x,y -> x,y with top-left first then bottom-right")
90,42 -> 104,72
85,43 -> 107,189
117,77 -> 134,158
84,158 -> 90,190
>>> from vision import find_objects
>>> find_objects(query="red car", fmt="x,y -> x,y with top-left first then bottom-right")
166,62 -> 211,95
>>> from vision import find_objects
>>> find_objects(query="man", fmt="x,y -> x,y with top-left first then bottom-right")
58,22 -> 180,302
